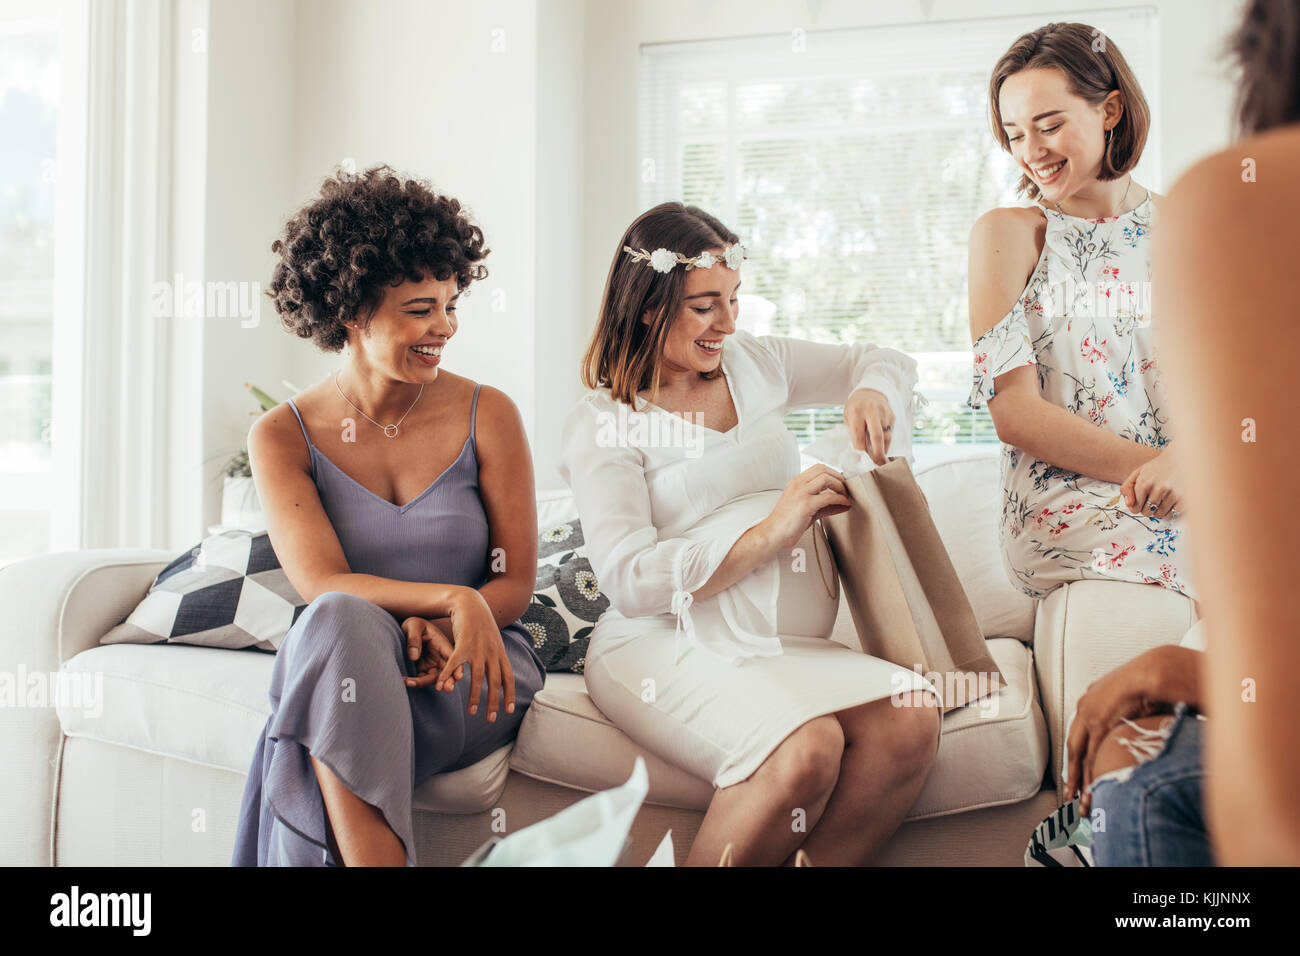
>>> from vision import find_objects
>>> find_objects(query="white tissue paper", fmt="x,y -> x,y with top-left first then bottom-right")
645,830 -> 676,867
465,756 -> 649,867
802,396 -> 919,478
803,425 -> 880,478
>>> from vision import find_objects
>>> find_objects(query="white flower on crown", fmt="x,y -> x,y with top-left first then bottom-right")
623,241 -> 747,273
649,248 -> 678,273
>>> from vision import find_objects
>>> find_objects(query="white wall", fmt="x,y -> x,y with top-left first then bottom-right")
189,0 -> 1246,526
198,0 -> 299,542
533,0 -> 586,488
279,0 -> 541,479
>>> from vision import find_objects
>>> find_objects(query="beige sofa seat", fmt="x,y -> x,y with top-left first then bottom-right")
510,637 -> 1047,819
56,642 -> 519,815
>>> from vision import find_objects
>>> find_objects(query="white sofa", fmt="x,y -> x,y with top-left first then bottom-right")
0,450 -> 1199,866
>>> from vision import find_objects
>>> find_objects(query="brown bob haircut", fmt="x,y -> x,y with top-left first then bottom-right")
581,202 -> 738,406
988,22 -> 1151,201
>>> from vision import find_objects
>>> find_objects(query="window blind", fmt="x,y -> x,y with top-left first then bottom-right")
638,8 -> 1158,459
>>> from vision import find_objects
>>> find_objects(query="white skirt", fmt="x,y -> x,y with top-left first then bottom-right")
583,527 -> 936,789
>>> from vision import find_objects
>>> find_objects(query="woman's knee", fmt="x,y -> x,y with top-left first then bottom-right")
287,591 -> 401,660
1091,715 -> 1174,782
762,716 -> 844,806
840,691 -> 941,777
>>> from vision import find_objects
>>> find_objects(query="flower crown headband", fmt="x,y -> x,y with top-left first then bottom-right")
622,242 -> 746,274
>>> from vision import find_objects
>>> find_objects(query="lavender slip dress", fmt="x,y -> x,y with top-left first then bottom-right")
232,383 -> 547,866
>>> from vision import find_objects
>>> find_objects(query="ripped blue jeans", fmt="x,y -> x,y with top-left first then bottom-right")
1087,702 -> 1214,866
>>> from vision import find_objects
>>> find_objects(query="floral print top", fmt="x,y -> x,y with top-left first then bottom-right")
966,190 -> 1198,601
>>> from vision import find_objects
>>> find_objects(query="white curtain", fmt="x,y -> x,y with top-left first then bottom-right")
77,0 -> 207,549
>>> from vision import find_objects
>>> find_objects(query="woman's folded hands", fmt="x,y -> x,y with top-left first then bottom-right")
401,588 -> 517,722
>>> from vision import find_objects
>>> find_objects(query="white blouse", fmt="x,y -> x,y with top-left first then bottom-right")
558,328 -> 923,666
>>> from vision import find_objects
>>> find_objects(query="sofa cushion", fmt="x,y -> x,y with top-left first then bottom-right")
913,453 -> 1036,642
510,636 -> 1048,819
536,489 -> 579,529
100,530 -> 306,652
56,643 -> 513,814
521,518 -> 599,674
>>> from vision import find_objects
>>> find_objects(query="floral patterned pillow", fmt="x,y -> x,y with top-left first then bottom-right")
520,519 -> 608,673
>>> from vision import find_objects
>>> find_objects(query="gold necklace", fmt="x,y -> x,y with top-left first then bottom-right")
333,370 -> 424,438
1054,174 -> 1133,220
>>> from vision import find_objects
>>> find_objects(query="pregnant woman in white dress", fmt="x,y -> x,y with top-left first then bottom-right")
559,202 -> 940,866
967,22 -> 1199,605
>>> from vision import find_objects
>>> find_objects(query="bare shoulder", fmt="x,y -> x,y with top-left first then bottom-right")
469,381 -> 524,432
1156,130 -> 1300,334
970,204 -> 1045,252
464,379 -> 528,459
1160,129 -> 1300,269
1166,127 -> 1300,225
468,380 -> 535,495
968,205 -> 1046,288
968,205 -> 1046,341
248,395 -> 310,467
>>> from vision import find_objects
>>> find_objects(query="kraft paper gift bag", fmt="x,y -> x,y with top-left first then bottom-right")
821,456 -> 1003,713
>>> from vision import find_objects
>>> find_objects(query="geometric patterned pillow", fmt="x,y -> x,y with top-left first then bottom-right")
100,530 -> 306,652
519,519 -> 608,674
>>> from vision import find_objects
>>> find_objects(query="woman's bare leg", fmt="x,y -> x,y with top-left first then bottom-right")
311,754 -> 406,866
785,689 -> 941,865
683,715 -> 844,866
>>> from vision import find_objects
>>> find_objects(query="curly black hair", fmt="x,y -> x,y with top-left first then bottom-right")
267,164 -> 489,352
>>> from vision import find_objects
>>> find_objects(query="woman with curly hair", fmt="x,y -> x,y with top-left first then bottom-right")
232,165 -> 546,867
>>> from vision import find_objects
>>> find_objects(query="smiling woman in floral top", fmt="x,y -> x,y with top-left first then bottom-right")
966,22 -> 1198,604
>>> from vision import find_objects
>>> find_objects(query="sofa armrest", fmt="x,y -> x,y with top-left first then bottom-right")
1033,580 -> 1198,801
0,548 -> 172,864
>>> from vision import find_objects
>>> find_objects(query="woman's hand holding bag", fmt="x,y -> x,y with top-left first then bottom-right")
844,387 -> 896,466
760,464 -> 853,551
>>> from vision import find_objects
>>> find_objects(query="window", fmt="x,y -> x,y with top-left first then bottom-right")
638,8 -> 1158,466
0,1 -> 87,566
0,12 -> 61,566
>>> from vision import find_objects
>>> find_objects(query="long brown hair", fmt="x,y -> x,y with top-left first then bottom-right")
581,203 -> 739,406
1228,0 -> 1300,138
988,22 -> 1151,201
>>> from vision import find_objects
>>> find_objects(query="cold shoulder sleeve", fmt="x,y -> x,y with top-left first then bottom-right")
968,291 -> 1039,410
558,395 -> 751,655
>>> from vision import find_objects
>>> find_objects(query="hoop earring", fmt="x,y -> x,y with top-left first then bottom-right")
1104,126 -> 1115,176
